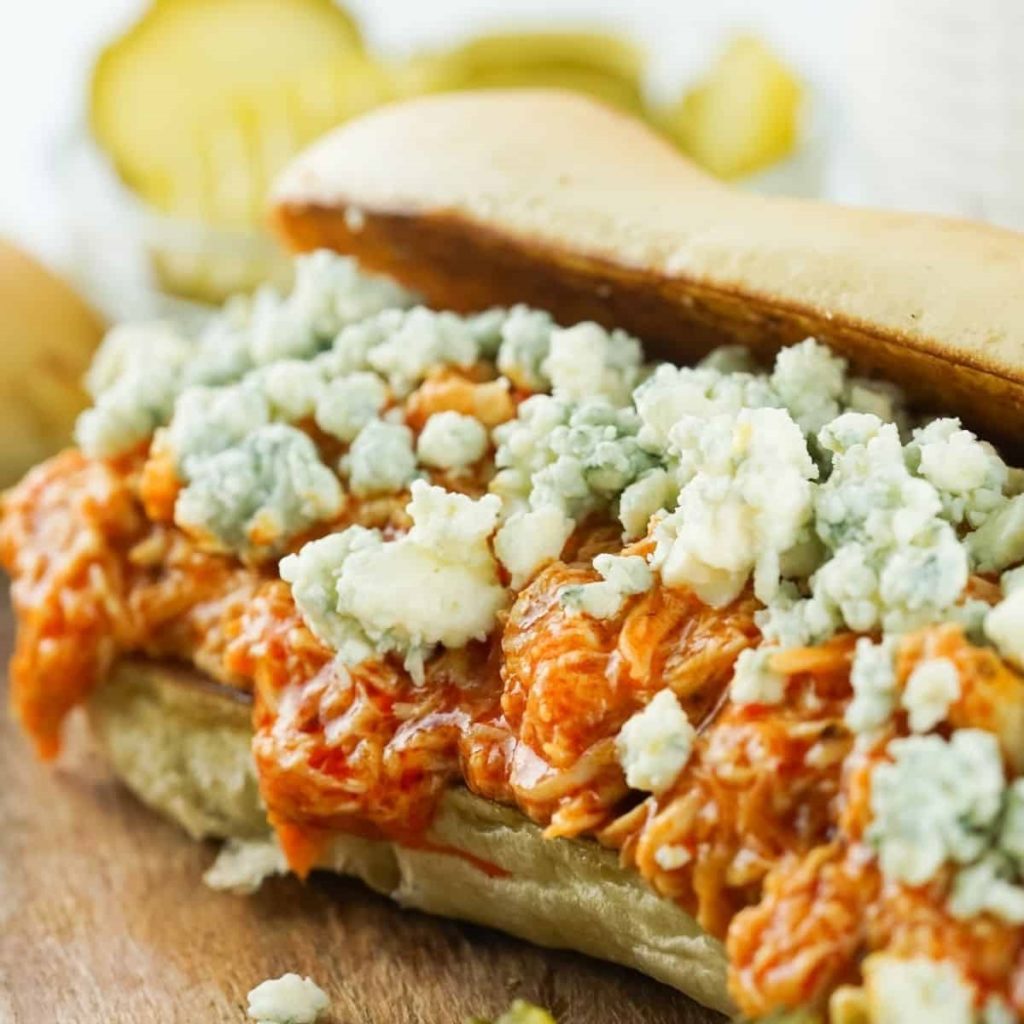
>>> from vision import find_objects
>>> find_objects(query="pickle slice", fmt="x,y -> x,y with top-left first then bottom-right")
397,31 -> 647,115
91,0 -> 384,229
664,35 -> 802,180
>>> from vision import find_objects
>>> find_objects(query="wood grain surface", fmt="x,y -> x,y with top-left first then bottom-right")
0,591 -> 723,1024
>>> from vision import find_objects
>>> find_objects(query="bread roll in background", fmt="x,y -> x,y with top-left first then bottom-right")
0,240 -> 104,484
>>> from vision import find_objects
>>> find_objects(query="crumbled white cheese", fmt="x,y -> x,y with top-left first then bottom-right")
165,382 -> 271,474
846,636 -> 899,733
76,323 -> 196,458
464,307 -> 508,359
697,345 -> 760,375
84,321 -> 194,400
653,844 -> 692,871
493,506 -> 574,589
861,955 -> 975,1024
632,361 -> 778,455
321,316 -> 392,377
282,482 -> 507,676
760,414 -> 969,646
982,996 -> 1017,1024
845,377 -> 906,427
902,657 -> 960,733
618,468 -> 677,540
650,407 -> 817,606
948,853 -> 1024,924
366,307 -> 479,396
189,295 -> 258,386
946,775 -> 1024,925
289,249 -> 414,337
343,419 -> 417,496
416,411 -> 489,469
1002,565 -> 1024,596
203,837 -> 288,895
867,730 -> 1005,886
542,322 -> 642,406
495,305 -> 555,392
175,424 -> 342,558
76,372 -> 182,459
313,372 -> 388,443
770,337 -> 847,435
247,254 -> 413,368
615,689 -> 696,794
560,554 -> 653,619
1001,778 -> 1024,869
984,588 -> 1024,669
246,973 -> 330,1024
730,647 -> 785,705
491,396 -> 657,520
280,528 -> 381,653
967,495 -> 1024,573
908,418 -> 1008,527
258,359 -> 325,421
755,581 -> 837,650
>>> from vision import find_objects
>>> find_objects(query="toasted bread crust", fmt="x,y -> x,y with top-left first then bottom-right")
272,90 -> 1024,448
87,659 -> 731,1014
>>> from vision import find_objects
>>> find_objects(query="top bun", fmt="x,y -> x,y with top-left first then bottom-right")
272,89 -> 1024,447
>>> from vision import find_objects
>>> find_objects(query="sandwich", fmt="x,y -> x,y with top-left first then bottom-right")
7,90 -> 1024,1023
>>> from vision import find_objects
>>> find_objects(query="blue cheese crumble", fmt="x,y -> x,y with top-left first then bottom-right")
857,955 -> 975,1024
758,414 -> 970,646
165,382 -> 270,474
907,418 -> 1008,528
416,411 -> 489,469
846,636 -> 899,733
76,252 -> 415,458
902,657 -> 961,734
632,361 -> 778,454
867,729 -> 1005,887
495,305 -> 556,391
490,396 -> 657,520
618,467 -> 677,540
769,336 -> 847,434
313,372 -> 388,443
76,323 -> 195,458
559,553 -> 653,619
246,973 -> 329,1024
493,506 -> 574,589
615,689 -> 695,794
175,424 -> 342,558
365,307 -> 480,396
651,407 -> 818,607
984,578 -> 1024,669
968,495 -> 1024,573
258,359 -> 325,421
730,647 -> 786,705
281,482 -> 507,679
542,322 -> 642,405
343,419 -> 417,497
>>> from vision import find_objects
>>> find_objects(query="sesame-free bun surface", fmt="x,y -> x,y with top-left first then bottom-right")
273,89 -> 1024,447
87,660 -> 731,1014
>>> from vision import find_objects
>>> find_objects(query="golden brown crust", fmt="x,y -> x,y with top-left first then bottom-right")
87,659 -> 731,1014
271,89 -> 1024,448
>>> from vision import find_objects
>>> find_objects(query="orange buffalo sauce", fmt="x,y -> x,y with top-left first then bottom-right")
5,445 -> 1024,1018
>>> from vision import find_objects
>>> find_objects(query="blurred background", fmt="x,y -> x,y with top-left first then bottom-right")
1,0 -> 1023,480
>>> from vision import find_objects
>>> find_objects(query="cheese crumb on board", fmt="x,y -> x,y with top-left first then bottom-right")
246,974 -> 329,1024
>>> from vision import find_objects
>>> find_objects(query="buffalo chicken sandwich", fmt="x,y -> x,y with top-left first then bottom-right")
8,92 -> 1024,1023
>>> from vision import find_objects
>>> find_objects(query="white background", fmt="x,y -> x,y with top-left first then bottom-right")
0,0 -> 848,267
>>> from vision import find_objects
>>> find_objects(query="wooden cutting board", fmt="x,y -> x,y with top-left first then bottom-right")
0,591 -> 723,1024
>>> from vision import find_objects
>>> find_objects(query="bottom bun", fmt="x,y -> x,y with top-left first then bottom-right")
86,659 -> 731,1015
